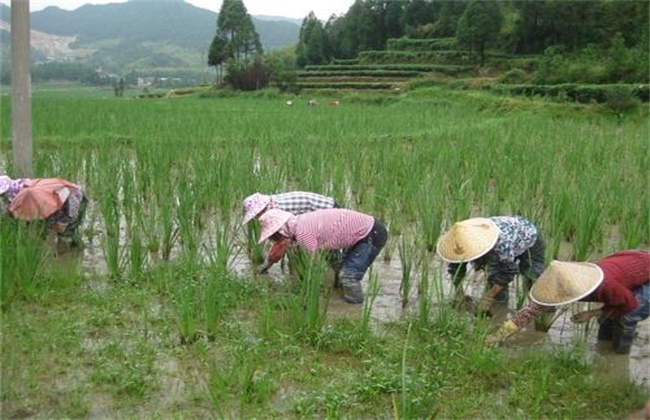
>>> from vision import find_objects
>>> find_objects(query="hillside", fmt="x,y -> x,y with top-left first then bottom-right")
0,1 -> 300,76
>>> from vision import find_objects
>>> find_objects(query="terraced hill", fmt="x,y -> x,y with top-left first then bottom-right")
295,37 -> 536,93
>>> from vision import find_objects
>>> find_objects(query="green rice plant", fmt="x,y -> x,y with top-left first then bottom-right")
175,281 -> 201,345
204,267 -> 229,340
397,322 -> 414,420
206,343 -> 276,416
359,270 -> 380,336
207,221 -> 235,271
572,197 -> 603,261
244,222 -> 264,265
398,235 -> 415,309
618,201 -> 647,250
290,249 -> 329,343
0,220 -> 48,308
416,257 -> 432,328
175,180 -> 202,256
95,178 -> 124,280
416,193 -> 442,254
127,231 -> 146,281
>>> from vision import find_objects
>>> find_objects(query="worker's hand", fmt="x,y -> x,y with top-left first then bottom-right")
256,264 -> 270,275
485,320 -> 519,346
476,297 -> 493,315
571,310 -> 595,324
52,222 -> 66,233
267,239 -> 289,265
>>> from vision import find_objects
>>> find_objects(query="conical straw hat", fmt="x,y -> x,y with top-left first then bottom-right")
436,218 -> 499,262
530,260 -> 604,306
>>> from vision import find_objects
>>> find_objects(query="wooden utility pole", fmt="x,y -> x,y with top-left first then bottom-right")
10,0 -> 33,177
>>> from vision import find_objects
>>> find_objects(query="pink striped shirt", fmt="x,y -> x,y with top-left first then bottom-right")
284,209 -> 374,253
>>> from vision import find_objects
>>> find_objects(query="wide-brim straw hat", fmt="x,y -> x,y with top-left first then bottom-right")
0,175 -> 11,195
258,208 -> 292,244
436,217 -> 499,262
530,260 -> 604,306
242,193 -> 271,225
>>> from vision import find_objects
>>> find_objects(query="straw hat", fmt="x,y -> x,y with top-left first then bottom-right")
242,193 -> 271,224
257,208 -> 293,244
436,218 -> 499,262
0,175 -> 11,195
529,260 -> 604,306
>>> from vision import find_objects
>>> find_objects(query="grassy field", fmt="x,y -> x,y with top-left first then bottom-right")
1,85 -> 648,418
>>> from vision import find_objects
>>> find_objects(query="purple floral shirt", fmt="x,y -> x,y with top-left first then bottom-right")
490,216 -> 539,263
2,178 -> 29,202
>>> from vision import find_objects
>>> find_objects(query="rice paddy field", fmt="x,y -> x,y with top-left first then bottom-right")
1,85 -> 649,418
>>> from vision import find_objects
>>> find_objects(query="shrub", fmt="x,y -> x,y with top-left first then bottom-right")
499,69 -> 531,84
604,86 -> 640,114
224,59 -> 271,91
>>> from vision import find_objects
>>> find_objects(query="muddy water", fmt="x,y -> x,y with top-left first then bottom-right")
72,238 -> 649,391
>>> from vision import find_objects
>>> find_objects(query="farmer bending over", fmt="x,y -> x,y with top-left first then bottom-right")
257,208 -> 387,304
486,250 -> 650,354
242,191 -> 340,274
0,175 -> 88,246
436,216 -> 546,315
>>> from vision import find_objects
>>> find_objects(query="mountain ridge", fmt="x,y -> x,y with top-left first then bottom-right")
0,2 -> 301,76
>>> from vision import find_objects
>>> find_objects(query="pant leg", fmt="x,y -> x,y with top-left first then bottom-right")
517,234 -> 546,292
614,283 -> 650,354
339,219 -> 387,281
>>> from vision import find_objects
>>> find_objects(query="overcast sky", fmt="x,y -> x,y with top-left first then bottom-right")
0,0 -> 354,20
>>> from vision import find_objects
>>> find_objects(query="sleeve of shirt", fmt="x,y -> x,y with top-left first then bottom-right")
511,302 -> 546,328
599,282 -> 640,317
487,260 -> 519,286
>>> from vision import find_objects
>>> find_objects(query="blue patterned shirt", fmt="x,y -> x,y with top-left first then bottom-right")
490,216 -> 539,263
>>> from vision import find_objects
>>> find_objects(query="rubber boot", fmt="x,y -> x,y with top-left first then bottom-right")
333,271 -> 341,289
340,277 -> 364,304
597,318 -> 615,341
613,323 -> 635,355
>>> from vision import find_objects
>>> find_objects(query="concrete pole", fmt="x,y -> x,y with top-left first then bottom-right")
11,0 -> 33,177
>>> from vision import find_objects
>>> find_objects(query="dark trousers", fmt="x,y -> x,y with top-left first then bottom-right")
339,219 -> 388,281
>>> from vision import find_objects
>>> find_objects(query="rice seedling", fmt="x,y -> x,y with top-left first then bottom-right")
359,270 -> 380,336
398,235 -> 415,309
416,257 -> 433,328
0,220 -> 48,307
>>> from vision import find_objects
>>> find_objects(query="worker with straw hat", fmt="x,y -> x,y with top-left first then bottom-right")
436,215 -> 545,315
256,208 -> 387,304
486,250 -> 650,354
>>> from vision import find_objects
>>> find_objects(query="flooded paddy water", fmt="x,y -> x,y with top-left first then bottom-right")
69,227 -> 650,392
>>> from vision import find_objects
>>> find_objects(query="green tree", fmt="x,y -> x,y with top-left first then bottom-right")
431,0 -> 468,37
208,32 -> 230,84
402,0 -> 437,38
214,0 -> 262,63
456,0 -> 503,65
296,12 -> 328,67
265,47 -> 298,92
